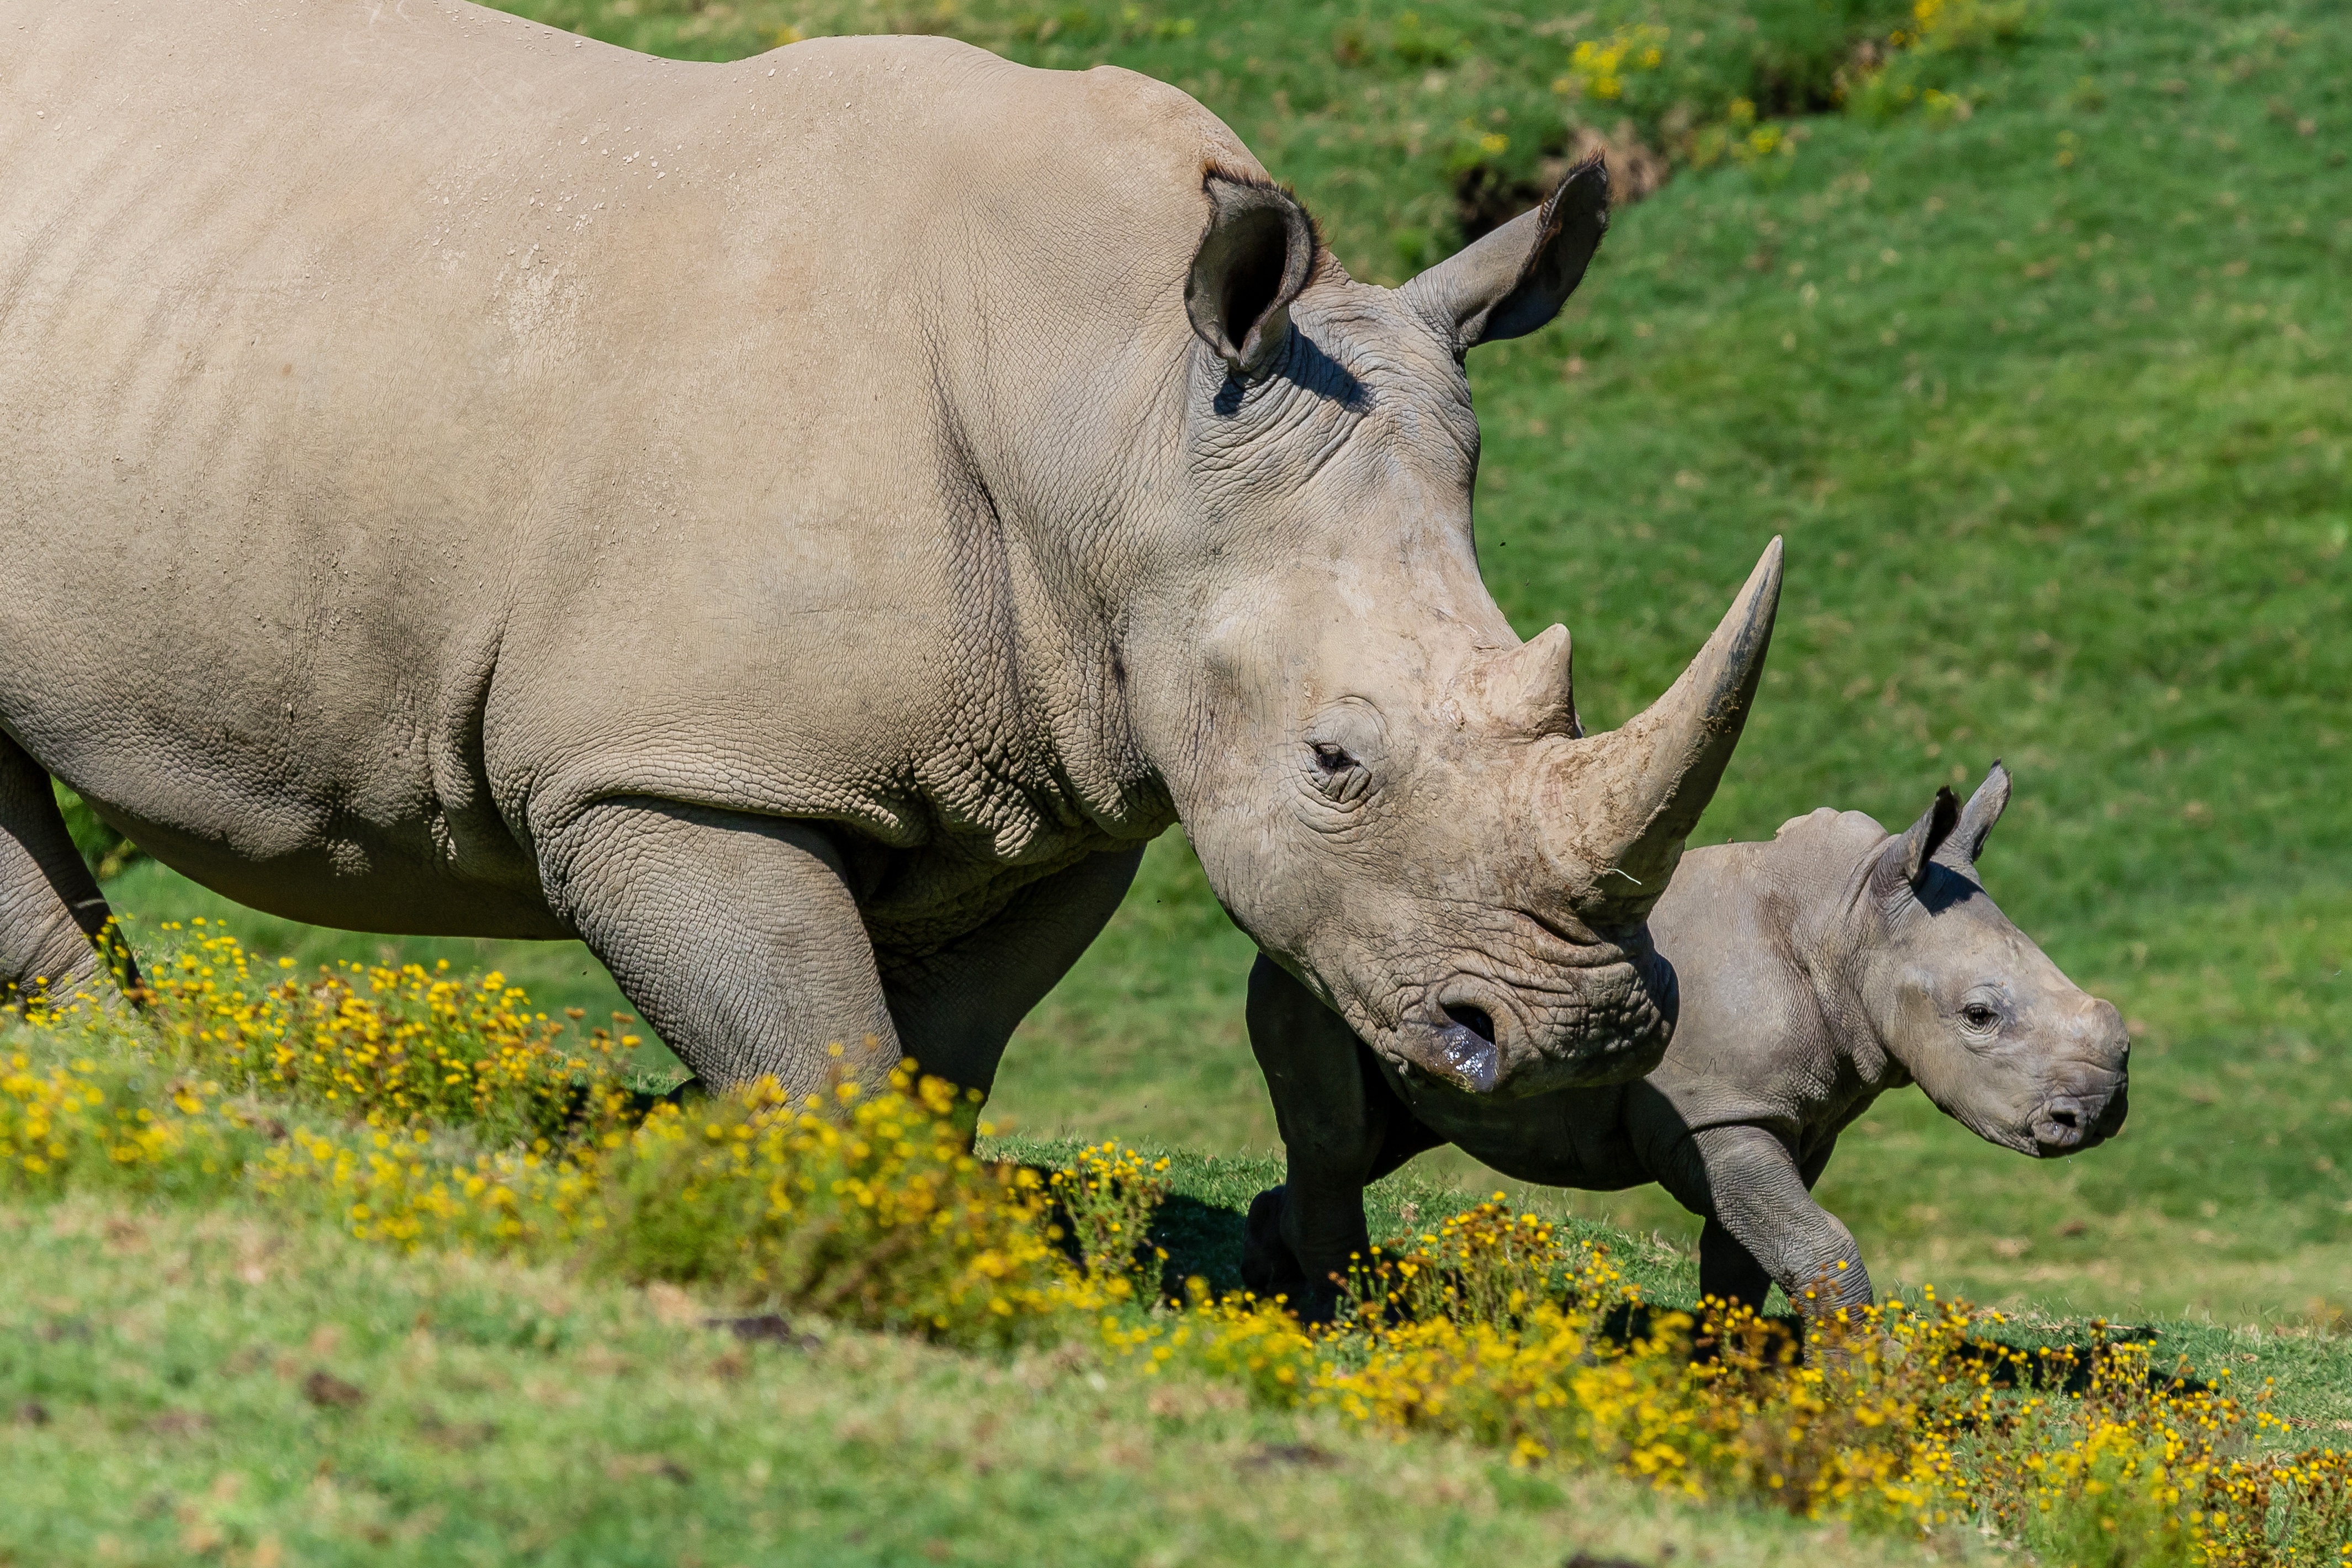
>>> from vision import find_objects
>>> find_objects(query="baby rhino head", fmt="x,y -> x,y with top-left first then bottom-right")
1862,765 -> 2129,1158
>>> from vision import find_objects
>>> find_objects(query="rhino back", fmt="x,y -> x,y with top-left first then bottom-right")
1,1 -> 1240,937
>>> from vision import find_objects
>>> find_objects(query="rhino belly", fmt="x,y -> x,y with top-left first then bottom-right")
0,582 -> 562,940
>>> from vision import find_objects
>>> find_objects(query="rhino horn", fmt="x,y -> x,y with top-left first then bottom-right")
1544,537 -> 1783,921
1473,623 -> 1581,738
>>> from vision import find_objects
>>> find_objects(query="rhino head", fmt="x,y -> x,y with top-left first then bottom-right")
1126,160 -> 1779,1099
1861,765 -> 2131,1156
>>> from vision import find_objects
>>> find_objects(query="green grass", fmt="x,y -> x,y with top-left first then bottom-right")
6,1153 -> 2346,1565
63,0 -> 2351,1353
1,1195 -> 2006,1568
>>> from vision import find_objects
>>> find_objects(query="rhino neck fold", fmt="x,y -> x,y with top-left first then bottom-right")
1773,833 -> 1911,1095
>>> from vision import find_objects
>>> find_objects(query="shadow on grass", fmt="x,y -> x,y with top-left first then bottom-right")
1149,1193 -> 1251,1298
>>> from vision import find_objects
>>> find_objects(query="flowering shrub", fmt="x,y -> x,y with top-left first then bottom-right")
1844,0 -> 2035,122
245,1065 -> 1074,1345
251,1121 -> 606,1255
140,924 -> 643,1145
12,945 -> 1068,1345
1553,24 -> 1667,104
1048,1140 -> 1171,1297
1963,1326 -> 2352,1567
1097,1205 -> 2349,1562
0,1052 -> 252,1198
1341,1195 -> 1620,1325
589,1072 -> 1072,1344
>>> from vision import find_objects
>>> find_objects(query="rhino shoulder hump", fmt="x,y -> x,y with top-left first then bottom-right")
1768,807 -> 1889,863
1772,806 -> 1841,840
1076,62 -> 1262,177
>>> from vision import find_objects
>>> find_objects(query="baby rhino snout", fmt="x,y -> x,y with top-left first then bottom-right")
2031,999 -> 2130,1156
2030,1086 -> 2127,1153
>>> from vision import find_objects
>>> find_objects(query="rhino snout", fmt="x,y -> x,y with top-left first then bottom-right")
2027,998 -> 2130,1155
2029,1082 -> 2127,1156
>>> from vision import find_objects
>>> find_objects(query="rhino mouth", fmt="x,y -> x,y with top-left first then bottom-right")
1423,998 -> 1503,1093
1392,953 -> 1672,1097
2028,1084 -> 2128,1157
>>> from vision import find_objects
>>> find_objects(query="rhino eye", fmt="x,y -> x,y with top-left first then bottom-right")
1305,742 -> 1369,802
1961,1003 -> 1999,1030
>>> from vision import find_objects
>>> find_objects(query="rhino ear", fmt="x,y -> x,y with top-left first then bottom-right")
1403,156 -> 1608,354
1936,761 -> 2012,871
1886,787 -> 1962,892
1188,173 -> 1318,377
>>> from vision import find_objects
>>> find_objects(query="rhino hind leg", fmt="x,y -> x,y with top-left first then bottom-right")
0,735 -> 139,1008
539,801 -> 901,1098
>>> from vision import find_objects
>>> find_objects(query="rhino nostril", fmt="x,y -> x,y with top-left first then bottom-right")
1442,1002 -> 1497,1045
2047,1105 -> 2081,1130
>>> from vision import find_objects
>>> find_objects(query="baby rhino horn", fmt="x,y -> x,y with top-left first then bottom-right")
1543,537 -> 1783,923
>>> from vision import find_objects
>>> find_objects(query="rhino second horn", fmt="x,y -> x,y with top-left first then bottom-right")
1477,623 -> 1581,738
1548,536 -> 1784,920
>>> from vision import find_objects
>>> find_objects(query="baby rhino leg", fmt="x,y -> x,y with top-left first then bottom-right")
1699,1217 -> 1774,1309
0,736 -> 136,1007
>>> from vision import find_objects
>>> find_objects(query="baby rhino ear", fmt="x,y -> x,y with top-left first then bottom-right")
1935,761 -> 2013,871
1888,787 -> 1962,891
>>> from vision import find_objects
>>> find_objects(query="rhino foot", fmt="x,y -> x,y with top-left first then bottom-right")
1241,1186 -> 1304,1297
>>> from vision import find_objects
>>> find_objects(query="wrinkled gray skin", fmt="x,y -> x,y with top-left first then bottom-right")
1244,764 -> 2132,1318
2,1 -> 1777,1107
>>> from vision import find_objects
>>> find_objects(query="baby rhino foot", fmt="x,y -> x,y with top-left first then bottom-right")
1240,1186 -> 1350,1322
1241,1186 -> 1307,1300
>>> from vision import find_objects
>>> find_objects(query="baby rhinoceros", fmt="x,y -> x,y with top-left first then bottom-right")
1243,764 -> 2131,1318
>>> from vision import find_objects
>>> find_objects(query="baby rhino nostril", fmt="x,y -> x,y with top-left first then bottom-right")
1443,1003 -> 1497,1044
2047,1105 -> 2081,1129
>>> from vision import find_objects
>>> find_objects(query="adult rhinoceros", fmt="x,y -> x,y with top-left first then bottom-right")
1,0 -> 1778,1105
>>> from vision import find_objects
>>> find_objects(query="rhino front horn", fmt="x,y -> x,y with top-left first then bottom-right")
1543,537 -> 1783,921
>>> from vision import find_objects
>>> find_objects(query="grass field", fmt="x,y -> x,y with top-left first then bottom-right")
0,1199 -> 1987,1568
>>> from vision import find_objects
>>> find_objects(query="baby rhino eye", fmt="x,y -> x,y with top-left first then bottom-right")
1311,743 -> 1355,774
1962,1003 -> 1998,1030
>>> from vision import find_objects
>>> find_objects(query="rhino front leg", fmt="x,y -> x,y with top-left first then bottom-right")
0,735 -> 140,1008
541,801 -> 899,1096
1245,953 -> 1440,1315
877,845 -> 1144,1096
1689,1123 -> 1872,1317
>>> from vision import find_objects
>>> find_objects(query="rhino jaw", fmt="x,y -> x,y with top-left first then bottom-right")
1384,939 -> 1677,1099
